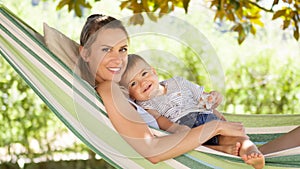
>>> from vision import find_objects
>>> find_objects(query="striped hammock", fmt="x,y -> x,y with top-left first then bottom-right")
1,5 -> 300,169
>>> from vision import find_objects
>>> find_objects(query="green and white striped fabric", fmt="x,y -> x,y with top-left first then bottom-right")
1,5 -> 299,169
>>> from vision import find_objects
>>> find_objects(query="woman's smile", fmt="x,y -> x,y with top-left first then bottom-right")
107,67 -> 122,73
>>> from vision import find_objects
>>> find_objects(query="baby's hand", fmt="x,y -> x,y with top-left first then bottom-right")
199,92 -> 215,109
209,91 -> 223,109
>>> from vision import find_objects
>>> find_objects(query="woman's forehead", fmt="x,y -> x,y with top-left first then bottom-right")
95,28 -> 128,46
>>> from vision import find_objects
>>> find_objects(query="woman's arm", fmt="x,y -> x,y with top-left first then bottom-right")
147,109 -> 190,133
97,81 -> 247,163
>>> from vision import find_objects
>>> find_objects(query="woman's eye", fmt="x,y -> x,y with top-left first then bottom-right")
102,48 -> 111,52
120,47 -> 127,52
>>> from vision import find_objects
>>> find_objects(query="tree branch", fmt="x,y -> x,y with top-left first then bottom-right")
247,0 -> 274,13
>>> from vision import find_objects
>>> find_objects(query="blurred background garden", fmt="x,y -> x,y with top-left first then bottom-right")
1,0 -> 299,168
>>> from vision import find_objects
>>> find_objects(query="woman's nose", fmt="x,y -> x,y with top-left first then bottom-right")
107,53 -> 121,64
110,51 -> 125,60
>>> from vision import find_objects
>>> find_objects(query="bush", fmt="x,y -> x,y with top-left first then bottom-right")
224,55 -> 300,114
0,57 -> 88,163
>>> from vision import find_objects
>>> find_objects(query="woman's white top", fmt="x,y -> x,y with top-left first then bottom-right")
128,99 -> 159,129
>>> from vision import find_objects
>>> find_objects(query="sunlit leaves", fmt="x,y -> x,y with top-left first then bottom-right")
272,7 -> 299,40
56,0 -> 92,17
231,23 -> 246,44
48,0 -> 300,44
224,56 -> 300,115
0,57 -> 71,161
51,0 -> 300,44
119,0 -> 298,43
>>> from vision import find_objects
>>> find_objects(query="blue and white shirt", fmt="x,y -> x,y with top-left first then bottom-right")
137,76 -> 209,123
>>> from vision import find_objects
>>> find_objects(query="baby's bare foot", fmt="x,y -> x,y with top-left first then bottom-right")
241,151 -> 265,169
234,142 -> 241,156
221,142 -> 241,155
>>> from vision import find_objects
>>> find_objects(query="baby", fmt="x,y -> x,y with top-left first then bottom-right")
120,54 -> 265,169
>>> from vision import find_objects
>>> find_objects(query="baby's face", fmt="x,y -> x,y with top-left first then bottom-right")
127,67 -> 160,101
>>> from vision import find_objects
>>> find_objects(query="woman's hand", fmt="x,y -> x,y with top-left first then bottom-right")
195,120 -> 247,144
203,120 -> 247,138
218,121 -> 248,138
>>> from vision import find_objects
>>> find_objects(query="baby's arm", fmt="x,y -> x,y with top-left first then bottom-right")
199,91 -> 223,109
209,91 -> 223,109
147,109 -> 190,133
213,109 -> 226,121
202,91 -> 226,120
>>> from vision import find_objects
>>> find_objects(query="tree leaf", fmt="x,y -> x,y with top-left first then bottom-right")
146,12 -> 158,21
142,0 -> 150,12
209,0 -> 219,9
159,3 -> 169,14
272,9 -> 286,20
227,11 -> 235,21
293,19 -> 299,40
56,0 -> 70,10
235,7 -> 243,20
120,0 -> 131,10
74,2 -> 82,17
238,30 -> 246,44
183,0 -> 190,13
283,0 -> 293,4
231,23 -> 242,32
283,19 -> 290,29
81,1 -> 92,8
250,24 -> 256,35
214,11 -> 225,21
250,18 -> 264,27
129,13 -> 144,25
272,0 -> 279,7
294,29 -> 299,40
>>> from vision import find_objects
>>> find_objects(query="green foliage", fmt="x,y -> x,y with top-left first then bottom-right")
223,55 -> 300,114
56,0 -> 92,17
0,57 -> 88,162
173,51 -> 300,114
48,0 -> 300,44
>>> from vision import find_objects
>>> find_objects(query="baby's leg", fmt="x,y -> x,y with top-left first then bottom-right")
219,136 -> 265,169
205,142 -> 241,156
239,140 -> 265,169
193,114 -> 241,155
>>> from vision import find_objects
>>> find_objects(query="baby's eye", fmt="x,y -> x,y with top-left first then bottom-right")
142,71 -> 148,76
130,81 -> 136,87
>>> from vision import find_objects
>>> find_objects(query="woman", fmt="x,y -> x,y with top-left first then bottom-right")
77,14 -> 248,164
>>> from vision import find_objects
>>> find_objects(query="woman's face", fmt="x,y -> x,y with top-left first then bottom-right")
85,28 -> 128,84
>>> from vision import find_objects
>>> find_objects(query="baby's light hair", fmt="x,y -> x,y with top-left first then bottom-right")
120,54 -> 151,88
